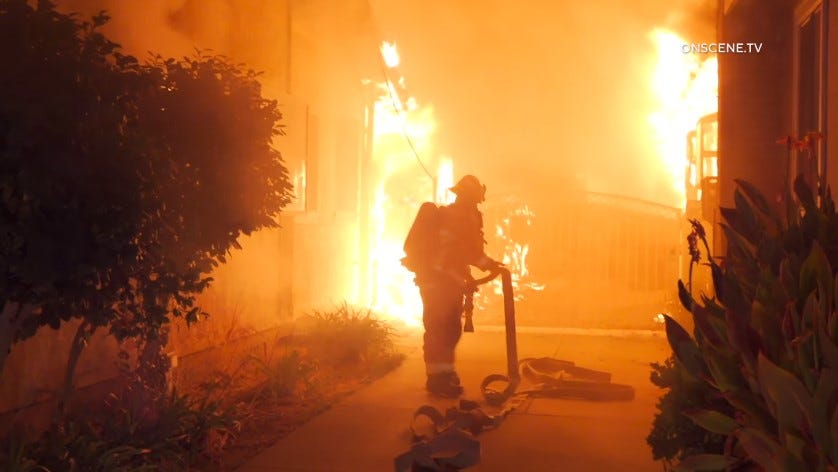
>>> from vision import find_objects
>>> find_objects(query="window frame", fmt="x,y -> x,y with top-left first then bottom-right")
792,0 -> 828,196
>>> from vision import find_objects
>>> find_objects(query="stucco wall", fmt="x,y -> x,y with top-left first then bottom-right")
719,0 -> 794,220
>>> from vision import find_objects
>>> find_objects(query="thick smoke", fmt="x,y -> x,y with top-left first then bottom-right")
57,0 -> 196,57
56,0 -> 715,207
53,0 -> 303,334
371,0 -> 717,207
48,0 -> 717,329
55,0 -> 292,95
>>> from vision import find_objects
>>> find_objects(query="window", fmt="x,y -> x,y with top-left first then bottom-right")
701,119 -> 718,154
686,131 -> 699,201
703,157 -> 719,179
698,113 -> 719,180
335,116 -> 361,213
794,1 -> 826,194
275,96 -> 312,212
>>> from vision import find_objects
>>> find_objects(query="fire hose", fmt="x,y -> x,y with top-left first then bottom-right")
464,267 -> 520,406
394,267 -> 635,471
465,268 -> 635,404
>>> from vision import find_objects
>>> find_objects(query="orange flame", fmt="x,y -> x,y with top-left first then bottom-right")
435,157 -> 455,205
363,41 -> 442,328
648,29 -> 718,209
364,42 -> 540,326
380,41 -> 400,69
489,204 -> 544,301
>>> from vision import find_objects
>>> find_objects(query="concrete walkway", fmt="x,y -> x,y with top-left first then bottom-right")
238,328 -> 670,471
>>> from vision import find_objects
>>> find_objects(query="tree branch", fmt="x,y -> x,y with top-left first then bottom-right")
0,301 -> 34,379
58,320 -> 96,418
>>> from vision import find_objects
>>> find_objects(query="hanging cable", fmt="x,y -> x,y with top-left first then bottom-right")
378,60 -> 435,181
364,0 -> 435,183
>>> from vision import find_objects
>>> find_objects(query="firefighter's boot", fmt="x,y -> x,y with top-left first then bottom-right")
426,372 -> 463,398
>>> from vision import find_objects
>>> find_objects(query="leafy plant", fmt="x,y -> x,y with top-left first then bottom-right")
648,356 -> 730,465
651,172 -> 838,471
18,379 -> 238,471
0,432 -> 50,472
0,0 -> 292,396
249,348 -> 318,400
299,303 -> 404,375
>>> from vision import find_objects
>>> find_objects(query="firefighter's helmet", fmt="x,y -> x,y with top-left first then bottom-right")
450,175 -> 486,203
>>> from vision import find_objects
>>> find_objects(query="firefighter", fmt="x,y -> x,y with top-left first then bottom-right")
417,175 -> 502,397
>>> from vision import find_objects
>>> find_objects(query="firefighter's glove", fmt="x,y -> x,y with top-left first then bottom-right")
478,257 -> 504,272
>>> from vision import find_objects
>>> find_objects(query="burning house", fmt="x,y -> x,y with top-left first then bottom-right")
1,0 -> 724,424
10,1 -> 838,467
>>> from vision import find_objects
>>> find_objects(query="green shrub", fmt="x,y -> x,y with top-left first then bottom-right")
651,176 -> 838,471
249,348 -> 318,400
4,380 -> 237,471
1,432 -> 49,472
647,356 -> 730,465
299,303 -> 404,375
